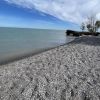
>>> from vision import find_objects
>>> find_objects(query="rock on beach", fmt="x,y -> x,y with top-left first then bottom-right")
0,36 -> 100,100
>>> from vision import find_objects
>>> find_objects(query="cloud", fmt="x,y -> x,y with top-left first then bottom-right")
4,0 -> 100,24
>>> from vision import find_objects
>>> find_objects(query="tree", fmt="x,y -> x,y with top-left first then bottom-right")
95,21 -> 100,31
80,23 -> 85,31
86,15 -> 96,32
87,24 -> 93,32
86,15 -> 100,32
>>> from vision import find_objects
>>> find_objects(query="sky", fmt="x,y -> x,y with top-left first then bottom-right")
0,0 -> 100,30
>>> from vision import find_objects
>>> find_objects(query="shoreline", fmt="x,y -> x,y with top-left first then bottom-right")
0,36 -> 100,99
0,37 -> 76,65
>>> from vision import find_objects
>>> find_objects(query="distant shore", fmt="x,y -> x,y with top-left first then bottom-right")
0,36 -> 100,100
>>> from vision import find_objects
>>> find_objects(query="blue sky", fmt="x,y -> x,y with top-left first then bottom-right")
0,0 -> 100,30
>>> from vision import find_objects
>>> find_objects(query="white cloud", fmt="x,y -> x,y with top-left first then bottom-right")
4,0 -> 100,24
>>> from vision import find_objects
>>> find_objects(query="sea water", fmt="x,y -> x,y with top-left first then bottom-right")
0,27 -> 73,62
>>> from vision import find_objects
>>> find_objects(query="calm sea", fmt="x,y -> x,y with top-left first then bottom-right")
0,27 -> 73,63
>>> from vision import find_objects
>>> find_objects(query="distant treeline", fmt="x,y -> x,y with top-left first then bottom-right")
66,30 -> 100,36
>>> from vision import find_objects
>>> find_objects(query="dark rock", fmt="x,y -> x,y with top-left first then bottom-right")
66,30 -> 100,36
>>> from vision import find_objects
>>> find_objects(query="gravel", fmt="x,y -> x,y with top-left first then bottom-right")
0,36 -> 100,100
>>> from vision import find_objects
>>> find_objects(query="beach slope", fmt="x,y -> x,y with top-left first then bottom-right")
0,36 -> 100,100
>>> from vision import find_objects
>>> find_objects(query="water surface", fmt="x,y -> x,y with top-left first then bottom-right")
0,27 -> 73,63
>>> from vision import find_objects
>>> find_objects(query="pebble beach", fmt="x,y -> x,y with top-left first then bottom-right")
0,36 -> 100,100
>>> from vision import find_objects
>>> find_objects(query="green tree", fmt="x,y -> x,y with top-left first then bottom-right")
80,23 -> 85,31
87,24 -> 93,32
86,15 -> 100,32
86,15 -> 96,32
95,21 -> 100,31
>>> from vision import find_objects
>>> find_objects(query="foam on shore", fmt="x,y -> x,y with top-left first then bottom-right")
0,36 -> 100,100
